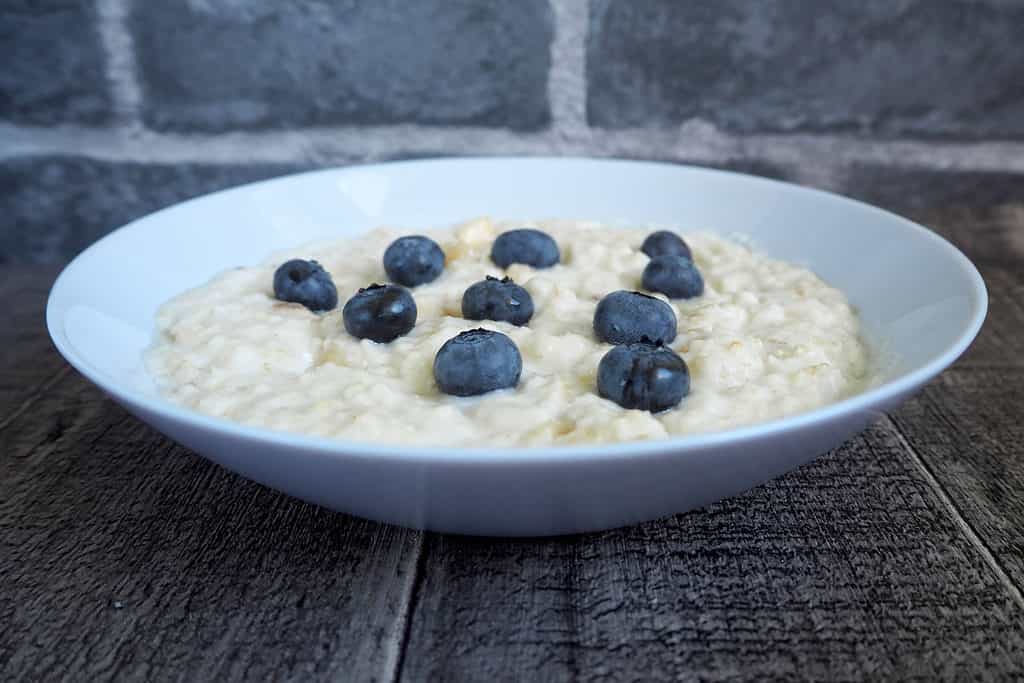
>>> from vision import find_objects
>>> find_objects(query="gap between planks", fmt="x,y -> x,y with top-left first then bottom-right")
885,414 -> 1024,612
384,531 -> 429,683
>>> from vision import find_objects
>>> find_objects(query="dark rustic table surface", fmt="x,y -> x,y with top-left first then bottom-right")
2,170 -> 1023,682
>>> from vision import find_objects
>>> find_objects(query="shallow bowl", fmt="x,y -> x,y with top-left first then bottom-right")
46,158 -> 987,536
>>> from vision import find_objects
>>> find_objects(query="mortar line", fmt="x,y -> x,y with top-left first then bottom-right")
96,0 -> 144,126
547,0 -> 590,137
4,122 -> 1024,173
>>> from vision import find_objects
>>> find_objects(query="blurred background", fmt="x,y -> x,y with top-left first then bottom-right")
2,0 -> 1023,264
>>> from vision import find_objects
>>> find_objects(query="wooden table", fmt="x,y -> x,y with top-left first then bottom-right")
3,170 -> 1023,681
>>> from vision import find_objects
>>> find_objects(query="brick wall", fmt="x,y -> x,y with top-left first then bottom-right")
3,0 -> 1024,263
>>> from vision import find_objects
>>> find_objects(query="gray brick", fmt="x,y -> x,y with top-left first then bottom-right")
588,0 -> 1024,138
0,1 -> 112,125
133,0 -> 553,131
0,158 -> 306,264
0,155 -> 799,265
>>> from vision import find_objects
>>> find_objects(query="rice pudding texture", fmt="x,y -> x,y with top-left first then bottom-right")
147,218 -> 871,446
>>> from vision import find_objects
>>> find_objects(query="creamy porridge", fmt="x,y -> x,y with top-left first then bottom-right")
146,218 -> 872,446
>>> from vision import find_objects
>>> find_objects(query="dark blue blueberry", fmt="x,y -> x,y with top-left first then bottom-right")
434,328 -> 522,397
491,229 -> 560,269
642,255 -> 705,299
461,276 -> 535,326
272,259 -> 338,312
383,235 -> 446,287
342,284 -> 417,343
593,290 -> 677,345
597,343 -> 690,412
641,230 -> 692,260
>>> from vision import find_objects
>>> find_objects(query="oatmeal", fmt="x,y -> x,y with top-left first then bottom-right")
146,218 -> 872,446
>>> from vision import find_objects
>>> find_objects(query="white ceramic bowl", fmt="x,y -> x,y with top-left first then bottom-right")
47,158 -> 986,536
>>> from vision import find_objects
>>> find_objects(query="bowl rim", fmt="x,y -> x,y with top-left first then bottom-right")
45,156 -> 988,465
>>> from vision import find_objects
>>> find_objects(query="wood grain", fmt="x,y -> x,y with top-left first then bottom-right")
397,420 -> 1024,682
0,265 -> 67,421
889,368 -> 1024,587
0,371 -> 421,682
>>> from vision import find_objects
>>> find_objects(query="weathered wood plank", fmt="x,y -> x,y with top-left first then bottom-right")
398,419 -> 1024,682
0,372 -> 421,682
889,367 -> 1024,588
0,265 -> 67,419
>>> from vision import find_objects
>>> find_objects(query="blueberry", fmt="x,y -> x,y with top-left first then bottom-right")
491,229 -> 560,269
593,290 -> 677,345
642,255 -> 705,299
434,329 -> 522,396
641,230 -> 692,260
597,343 -> 690,412
461,276 -> 535,326
272,259 -> 338,312
383,235 -> 445,287
342,284 -> 417,343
